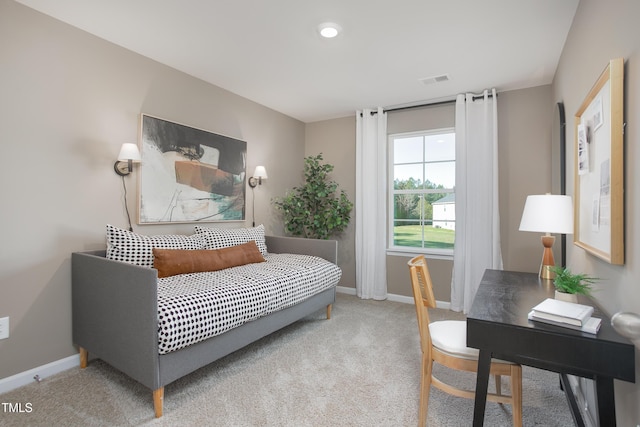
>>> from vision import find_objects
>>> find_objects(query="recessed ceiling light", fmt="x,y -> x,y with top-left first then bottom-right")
318,22 -> 341,38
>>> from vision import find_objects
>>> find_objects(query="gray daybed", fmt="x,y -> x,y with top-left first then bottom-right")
72,230 -> 340,418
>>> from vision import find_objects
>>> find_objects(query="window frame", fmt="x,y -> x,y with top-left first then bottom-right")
387,128 -> 455,259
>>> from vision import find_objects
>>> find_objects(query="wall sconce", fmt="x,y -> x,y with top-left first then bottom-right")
519,194 -> 573,279
248,165 -> 268,227
114,143 -> 141,176
248,166 -> 268,188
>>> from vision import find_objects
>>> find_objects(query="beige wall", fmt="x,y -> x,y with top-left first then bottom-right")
386,103 -> 455,134
306,89 -> 553,301
552,1 -> 640,424
498,86 -> 555,272
0,1 -> 305,379
304,117 -> 356,288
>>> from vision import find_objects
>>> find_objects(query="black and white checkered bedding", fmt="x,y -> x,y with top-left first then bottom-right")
157,253 -> 341,354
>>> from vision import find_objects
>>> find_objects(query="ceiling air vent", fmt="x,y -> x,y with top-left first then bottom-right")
419,74 -> 450,85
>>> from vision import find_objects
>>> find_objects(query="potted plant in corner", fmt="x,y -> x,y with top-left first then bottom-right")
551,266 -> 598,303
273,153 -> 353,240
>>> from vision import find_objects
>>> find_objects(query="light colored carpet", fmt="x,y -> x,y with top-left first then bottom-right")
0,294 -> 572,426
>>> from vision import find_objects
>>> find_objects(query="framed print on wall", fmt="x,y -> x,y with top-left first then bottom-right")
138,114 -> 247,224
573,58 -> 624,264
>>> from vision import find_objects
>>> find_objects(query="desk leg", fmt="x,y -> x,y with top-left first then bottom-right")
559,374 -> 585,427
595,376 -> 616,426
472,349 -> 492,427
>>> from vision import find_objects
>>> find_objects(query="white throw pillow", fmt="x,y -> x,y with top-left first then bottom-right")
193,224 -> 267,256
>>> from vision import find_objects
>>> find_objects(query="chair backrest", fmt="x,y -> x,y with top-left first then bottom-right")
408,255 -> 437,309
408,255 -> 437,353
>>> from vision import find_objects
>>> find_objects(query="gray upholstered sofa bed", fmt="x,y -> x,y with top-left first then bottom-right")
72,226 -> 340,418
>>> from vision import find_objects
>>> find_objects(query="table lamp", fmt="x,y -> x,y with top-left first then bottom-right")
519,194 -> 573,279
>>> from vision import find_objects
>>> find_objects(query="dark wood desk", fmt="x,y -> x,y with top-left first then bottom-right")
467,269 -> 635,427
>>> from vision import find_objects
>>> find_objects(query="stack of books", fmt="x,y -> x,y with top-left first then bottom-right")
528,298 -> 602,334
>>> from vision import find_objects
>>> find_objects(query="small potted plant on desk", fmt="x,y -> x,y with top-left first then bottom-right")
551,266 -> 598,303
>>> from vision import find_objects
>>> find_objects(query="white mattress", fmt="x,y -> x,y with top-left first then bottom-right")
156,253 -> 341,354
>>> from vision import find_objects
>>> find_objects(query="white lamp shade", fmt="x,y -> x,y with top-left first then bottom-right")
519,194 -> 573,234
117,143 -> 141,162
253,165 -> 268,179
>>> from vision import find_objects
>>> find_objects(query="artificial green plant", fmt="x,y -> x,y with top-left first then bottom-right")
273,154 -> 353,240
551,266 -> 598,296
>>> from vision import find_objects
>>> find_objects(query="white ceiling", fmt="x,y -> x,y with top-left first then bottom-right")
15,0 -> 579,123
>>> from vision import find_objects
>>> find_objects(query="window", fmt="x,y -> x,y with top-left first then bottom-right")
388,129 -> 455,256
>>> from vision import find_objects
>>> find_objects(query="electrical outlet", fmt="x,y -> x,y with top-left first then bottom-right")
0,316 -> 9,340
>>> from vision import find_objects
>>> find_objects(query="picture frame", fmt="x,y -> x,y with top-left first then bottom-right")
573,58 -> 624,264
138,114 -> 247,224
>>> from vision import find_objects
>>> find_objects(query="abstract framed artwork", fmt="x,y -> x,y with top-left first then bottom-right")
573,58 -> 624,264
138,114 -> 247,224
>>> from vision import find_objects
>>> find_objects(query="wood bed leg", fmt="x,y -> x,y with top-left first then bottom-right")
79,347 -> 88,369
153,387 -> 164,418
326,304 -> 332,319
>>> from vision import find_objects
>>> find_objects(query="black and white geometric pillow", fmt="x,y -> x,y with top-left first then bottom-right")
106,224 -> 205,267
193,224 -> 267,256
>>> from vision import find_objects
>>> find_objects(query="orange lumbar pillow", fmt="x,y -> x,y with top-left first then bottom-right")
153,240 -> 266,278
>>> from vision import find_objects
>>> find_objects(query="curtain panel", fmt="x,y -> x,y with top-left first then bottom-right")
450,89 -> 503,313
355,108 -> 387,300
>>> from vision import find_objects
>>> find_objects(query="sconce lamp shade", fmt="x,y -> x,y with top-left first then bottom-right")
117,143 -> 141,162
519,194 -> 573,279
253,165 -> 268,180
114,143 -> 141,176
248,165 -> 268,188
519,194 -> 573,234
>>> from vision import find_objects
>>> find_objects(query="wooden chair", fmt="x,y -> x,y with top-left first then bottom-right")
408,255 -> 522,427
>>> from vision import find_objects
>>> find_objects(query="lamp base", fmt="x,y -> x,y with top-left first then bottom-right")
539,235 -> 556,280
114,160 -> 132,176
248,176 -> 263,188
540,264 -> 556,280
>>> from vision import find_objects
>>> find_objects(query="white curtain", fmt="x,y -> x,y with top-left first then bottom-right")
450,89 -> 503,313
355,108 -> 387,300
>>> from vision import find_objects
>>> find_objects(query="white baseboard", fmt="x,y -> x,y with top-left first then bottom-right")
336,286 -> 451,309
336,285 -> 356,295
0,354 -> 79,395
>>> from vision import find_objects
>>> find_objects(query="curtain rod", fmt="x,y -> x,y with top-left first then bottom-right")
363,92 -> 497,116
384,98 -> 456,113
